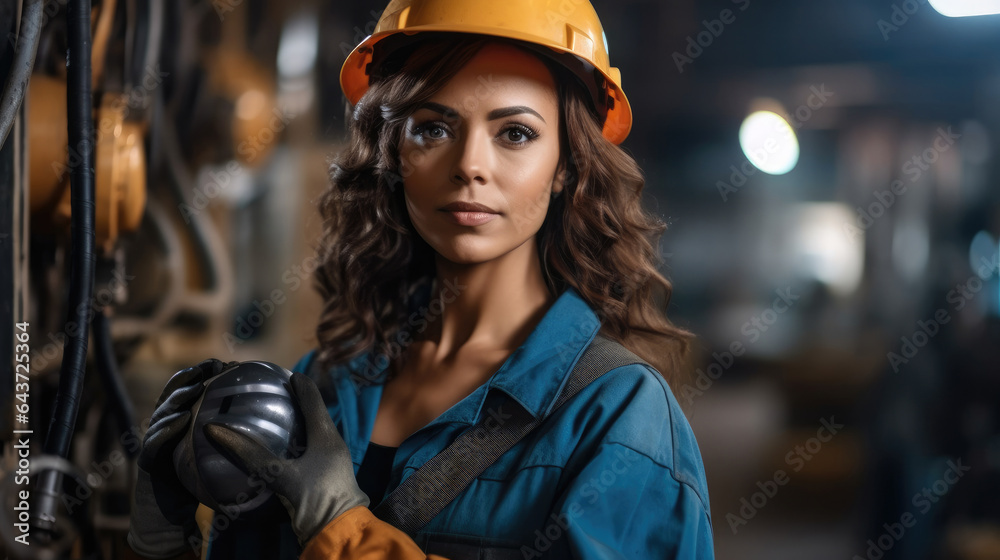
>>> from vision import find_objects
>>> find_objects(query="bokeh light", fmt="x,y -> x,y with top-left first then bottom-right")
739,111 -> 800,175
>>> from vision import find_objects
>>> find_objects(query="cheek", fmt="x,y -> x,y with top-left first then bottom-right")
505,167 -> 557,234
402,183 -> 434,231
400,152 -> 438,202
401,146 -> 435,177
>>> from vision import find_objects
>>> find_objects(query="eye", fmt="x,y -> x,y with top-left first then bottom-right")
499,124 -> 539,145
425,125 -> 446,139
506,129 -> 525,143
411,121 -> 451,142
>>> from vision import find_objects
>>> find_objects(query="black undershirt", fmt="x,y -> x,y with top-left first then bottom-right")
357,441 -> 398,506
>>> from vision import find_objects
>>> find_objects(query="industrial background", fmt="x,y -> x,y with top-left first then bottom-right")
1,0 -> 998,558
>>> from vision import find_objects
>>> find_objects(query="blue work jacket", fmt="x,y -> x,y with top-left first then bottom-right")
207,285 -> 715,559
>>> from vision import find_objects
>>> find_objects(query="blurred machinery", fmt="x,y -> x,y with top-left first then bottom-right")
0,0 -> 326,557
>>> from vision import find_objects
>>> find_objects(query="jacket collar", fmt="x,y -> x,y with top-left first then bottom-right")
483,285 -> 602,419
335,282 -> 602,459
386,282 -> 602,421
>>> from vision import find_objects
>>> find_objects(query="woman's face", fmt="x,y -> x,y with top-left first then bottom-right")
399,42 -> 563,265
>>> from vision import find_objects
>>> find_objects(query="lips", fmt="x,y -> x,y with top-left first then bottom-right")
439,201 -> 500,214
438,201 -> 500,227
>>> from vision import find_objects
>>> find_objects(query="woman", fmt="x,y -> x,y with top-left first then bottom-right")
127,0 -> 714,558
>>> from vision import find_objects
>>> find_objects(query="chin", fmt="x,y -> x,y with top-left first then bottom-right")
429,238 -> 508,265
435,247 -> 496,265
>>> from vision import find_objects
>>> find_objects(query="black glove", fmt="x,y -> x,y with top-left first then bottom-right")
128,359 -> 232,559
203,372 -> 370,547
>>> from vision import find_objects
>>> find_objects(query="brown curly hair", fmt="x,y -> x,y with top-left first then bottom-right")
312,34 -> 695,392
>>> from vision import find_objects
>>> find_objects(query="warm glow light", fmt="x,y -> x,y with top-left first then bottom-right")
739,111 -> 799,175
235,90 -> 267,120
791,203 -> 864,296
278,12 -> 319,78
929,0 -> 1000,17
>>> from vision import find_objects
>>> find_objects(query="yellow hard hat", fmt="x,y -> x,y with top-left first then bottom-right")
339,0 -> 633,145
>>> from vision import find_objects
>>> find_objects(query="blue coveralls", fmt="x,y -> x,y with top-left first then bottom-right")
207,284 -> 715,559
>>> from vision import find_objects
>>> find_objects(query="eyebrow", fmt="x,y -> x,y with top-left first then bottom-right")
416,102 -> 546,123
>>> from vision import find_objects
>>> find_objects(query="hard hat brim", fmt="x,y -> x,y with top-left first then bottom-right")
340,29 -> 633,145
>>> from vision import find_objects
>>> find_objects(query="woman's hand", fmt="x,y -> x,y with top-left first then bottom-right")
203,371 -> 371,547
127,358 -> 232,559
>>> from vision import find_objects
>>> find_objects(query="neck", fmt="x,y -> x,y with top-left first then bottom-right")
420,238 -> 555,364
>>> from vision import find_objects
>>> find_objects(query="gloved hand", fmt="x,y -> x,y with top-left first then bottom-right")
202,371 -> 370,547
128,358 -> 233,559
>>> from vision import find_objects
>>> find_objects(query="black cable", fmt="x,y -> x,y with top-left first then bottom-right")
92,308 -> 138,458
43,0 -> 95,460
0,0 -> 43,151
32,0 -> 96,546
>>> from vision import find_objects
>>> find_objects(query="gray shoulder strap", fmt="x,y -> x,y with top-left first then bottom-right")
371,334 -> 651,537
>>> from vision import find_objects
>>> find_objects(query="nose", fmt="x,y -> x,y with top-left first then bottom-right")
450,127 -> 492,185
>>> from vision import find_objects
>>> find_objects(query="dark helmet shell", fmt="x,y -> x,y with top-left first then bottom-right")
173,361 -> 306,517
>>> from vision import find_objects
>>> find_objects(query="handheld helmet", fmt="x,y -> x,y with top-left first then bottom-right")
173,361 -> 307,517
339,0 -> 633,145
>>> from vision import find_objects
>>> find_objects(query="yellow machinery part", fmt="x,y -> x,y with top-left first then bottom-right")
28,75 -> 147,253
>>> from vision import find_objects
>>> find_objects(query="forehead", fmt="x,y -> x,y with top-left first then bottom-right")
426,42 -> 558,115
